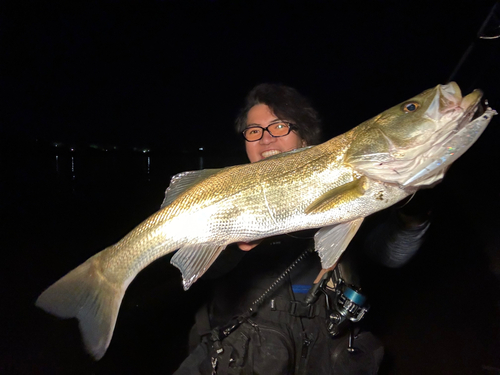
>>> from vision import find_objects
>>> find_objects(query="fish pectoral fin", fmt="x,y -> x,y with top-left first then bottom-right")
171,243 -> 227,290
161,169 -> 222,208
314,218 -> 364,269
305,177 -> 367,215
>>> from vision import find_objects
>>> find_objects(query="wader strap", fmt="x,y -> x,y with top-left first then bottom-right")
207,248 -> 315,374
266,298 -> 327,319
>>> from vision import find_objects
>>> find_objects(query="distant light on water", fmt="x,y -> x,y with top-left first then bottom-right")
199,146 -> 204,169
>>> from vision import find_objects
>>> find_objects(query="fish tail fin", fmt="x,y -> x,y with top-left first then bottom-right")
35,253 -> 124,360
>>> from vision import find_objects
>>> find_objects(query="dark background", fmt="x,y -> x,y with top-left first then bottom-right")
2,1 -> 500,374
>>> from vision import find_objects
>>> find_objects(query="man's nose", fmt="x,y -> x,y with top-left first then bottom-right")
259,129 -> 275,144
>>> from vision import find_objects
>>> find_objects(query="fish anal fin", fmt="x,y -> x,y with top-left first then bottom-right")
314,218 -> 364,269
305,177 -> 367,215
171,243 -> 227,290
35,252 -> 123,360
161,169 -> 222,208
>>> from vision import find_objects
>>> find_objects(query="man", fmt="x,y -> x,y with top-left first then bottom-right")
174,83 -> 430,374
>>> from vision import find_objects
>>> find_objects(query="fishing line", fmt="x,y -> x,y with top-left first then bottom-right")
285,232 -> 315,239
397,191 -> 417,208
448,2 -> 500,82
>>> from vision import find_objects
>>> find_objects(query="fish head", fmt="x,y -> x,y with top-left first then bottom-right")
345,82 -> 494,187
372,82 -> 481,148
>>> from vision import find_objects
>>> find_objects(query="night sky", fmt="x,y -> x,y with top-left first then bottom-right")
4,1 -> 499,154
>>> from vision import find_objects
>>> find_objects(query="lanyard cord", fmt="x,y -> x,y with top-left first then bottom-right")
249,246 -> 312,312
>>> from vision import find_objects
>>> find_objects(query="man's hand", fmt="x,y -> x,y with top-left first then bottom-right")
313,265 -> 337,284
237,240 -> 262,251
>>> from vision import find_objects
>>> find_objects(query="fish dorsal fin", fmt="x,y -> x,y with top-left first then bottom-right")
314,218 -> 364,269
256,146 -> 313,162
305,177 -> 367,215
161,169 -> 222,208
170,243 -> 227,290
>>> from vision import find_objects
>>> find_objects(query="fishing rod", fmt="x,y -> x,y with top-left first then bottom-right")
448,2 -> 500,85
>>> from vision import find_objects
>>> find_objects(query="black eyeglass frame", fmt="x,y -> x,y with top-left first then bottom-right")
241,121 -> 296,142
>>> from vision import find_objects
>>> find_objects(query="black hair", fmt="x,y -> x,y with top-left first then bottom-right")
235,83 -> 323,146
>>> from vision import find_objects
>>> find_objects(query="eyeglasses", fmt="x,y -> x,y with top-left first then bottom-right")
242,121 -> 295,142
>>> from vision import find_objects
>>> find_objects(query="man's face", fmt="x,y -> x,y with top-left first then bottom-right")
244,104 -> 306,163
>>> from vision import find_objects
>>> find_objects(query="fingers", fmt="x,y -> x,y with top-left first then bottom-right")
237,240 -> 262,251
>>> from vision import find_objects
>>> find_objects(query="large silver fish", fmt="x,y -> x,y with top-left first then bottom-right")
36,82 -> 495,360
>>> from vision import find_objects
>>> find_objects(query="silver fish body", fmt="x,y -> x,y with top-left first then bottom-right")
36,82 -> 496,359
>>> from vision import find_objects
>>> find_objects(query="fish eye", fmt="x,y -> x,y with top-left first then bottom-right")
403,102 -> 420,113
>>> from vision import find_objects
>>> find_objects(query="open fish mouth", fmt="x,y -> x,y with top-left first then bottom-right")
471,97 -> 488,121
458,89 -> 484,127
452,93 -> 481,137
436,82 -> 482,127
430,83 -> 485,149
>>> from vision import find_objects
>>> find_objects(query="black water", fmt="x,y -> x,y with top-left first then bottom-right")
3,137 -> 500,374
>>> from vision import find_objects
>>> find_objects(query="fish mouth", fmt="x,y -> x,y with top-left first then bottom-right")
471,96 -> 488,121
459,87 -> 483,118
435,82 -> 484,139
439,82 -> 482,117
